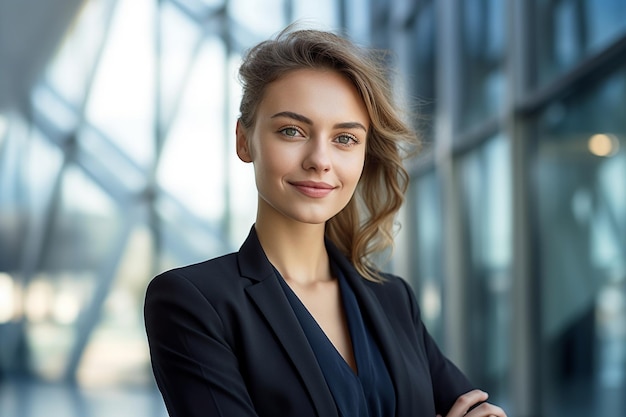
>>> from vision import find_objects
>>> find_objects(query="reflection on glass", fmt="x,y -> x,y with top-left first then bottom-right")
159,2 -> 203,122
85,0 -> 156,169
78,223 -> 154,388
292,0 -> 339,27
156,193 -> 228,272
457,134 -> 512,407
535,0 -> 626,85
44,0 -> 114,107
157,38 -> 227,221
229,0 -> 286,38
0,125 -> 63,272
0,272 -> 18,323
28,165 -> 121,381
0,112 -> 8,140
536,68 -> 626,417
459,0 -> 505,129
406,1 -> 436,144
32,84 -> 79,135
411,170 -> 445,344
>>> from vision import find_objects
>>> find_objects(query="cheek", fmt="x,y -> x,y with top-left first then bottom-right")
339,154 -> 366,185
253,149 -> 287,185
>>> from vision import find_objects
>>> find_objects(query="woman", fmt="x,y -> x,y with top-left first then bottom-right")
144,26 -> 507,417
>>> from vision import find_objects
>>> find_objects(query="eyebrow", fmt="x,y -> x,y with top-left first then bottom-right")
271,111 -> 368,132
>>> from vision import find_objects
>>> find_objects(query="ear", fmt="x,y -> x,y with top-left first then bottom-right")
236,120 -> 253,163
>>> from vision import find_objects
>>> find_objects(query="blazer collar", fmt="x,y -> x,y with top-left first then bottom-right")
326,242 -> 417,417
237,226 -> 414,417
238,226 -> 338,417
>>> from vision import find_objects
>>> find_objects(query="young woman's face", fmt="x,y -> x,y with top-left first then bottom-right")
237,68 -> 369,226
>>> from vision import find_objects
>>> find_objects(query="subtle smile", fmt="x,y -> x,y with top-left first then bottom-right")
289,181 -> 336,198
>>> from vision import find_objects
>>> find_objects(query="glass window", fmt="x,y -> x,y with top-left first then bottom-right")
0,121 -> 64,330
292,0 -> 339,27
345,0 -> 371,42
85,0 -> 156,169
27,164 -> 123,381
534,0 -> 626,85
77,220 -> 155,388
410,170 -> 445,345
457,134 -> 512,407
44,0 -> 115,108
459,0 -> 506,130
406,1 -> 437,145
156,193 -> 230,273
159,1 -> 204,123
229,0 -> 286,39
535,67 -> 626,417
0,122 -> 64,270
157,37 -> 227,222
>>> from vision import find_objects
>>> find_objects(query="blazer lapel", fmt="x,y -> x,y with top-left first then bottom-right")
238,227 -> 338,417
327,241 -> 417,417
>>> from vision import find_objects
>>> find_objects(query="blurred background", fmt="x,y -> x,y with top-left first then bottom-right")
0,0 -> 624,416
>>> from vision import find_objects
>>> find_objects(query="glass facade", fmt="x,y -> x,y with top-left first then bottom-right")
535,0 -> 626,85
535,67 -> 626,416
409,170 -> 445,344
459,0 -> 505,130
1,0 -> 626,416
457,135 -> 512,407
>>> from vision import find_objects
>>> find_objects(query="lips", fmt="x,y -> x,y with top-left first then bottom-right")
289,181 -> 336,198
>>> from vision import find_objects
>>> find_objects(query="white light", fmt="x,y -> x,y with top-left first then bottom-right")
421,281 -> 442,321
0,113 -> 8,148
53,290 -> 81,324
0,273 -> 16,323
25,280 -> 54,322
588,133 -> 620,157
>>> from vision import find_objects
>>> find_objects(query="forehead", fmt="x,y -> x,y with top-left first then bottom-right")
256,69 -> 370,126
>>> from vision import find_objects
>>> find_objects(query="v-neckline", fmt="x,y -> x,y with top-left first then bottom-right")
275,266 -> 360,375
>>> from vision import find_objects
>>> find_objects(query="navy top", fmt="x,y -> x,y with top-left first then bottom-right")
276,265 -> 396,417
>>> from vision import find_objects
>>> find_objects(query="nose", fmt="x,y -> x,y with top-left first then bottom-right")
302,138 -> 331,172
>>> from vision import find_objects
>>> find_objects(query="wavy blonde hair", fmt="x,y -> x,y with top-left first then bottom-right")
238,26 -> 419,282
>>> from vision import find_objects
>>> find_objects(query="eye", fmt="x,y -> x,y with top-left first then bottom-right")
334,134 -> 359,146
278,126 -> 301,137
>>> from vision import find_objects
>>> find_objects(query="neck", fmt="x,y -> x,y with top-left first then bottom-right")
254,209 -> 331,286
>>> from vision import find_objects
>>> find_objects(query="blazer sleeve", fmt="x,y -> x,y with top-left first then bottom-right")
397,277 -> 475,415
144,271 -> 259,417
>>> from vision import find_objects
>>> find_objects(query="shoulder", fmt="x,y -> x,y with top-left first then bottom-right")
360,272 -> 421,320
363,272 -> 415,300
146,252 -> 247,304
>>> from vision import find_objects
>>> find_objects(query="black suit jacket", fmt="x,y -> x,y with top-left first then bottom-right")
144,227 -> 474,417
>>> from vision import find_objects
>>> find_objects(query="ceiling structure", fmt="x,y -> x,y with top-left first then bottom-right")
0,0 -> 84,113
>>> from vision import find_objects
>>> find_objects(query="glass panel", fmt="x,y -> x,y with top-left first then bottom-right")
0,113 -> 8,147
410,170 -> 445,345
345,0 -> 371,42
535,0 -> 626,86
292,0 -> 338,27
157,38 -> 227,222
459,0 -> 505,129
27,165 -> 122,381
31,84 -> 80,135
77,220 -> 154,388
77,124 -> 148,195
0,122 -> 64,276
229,0 -> 286,39
44,0 -> 114,107
536,68 -> 626,417
406,1 -> 436,145
159,1 -> 203,122
457,134 -> 512,407
156,194 -> 227,272
85,0 -> 156,169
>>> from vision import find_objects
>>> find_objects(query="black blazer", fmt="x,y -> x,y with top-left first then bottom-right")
145,227 -> 474,417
